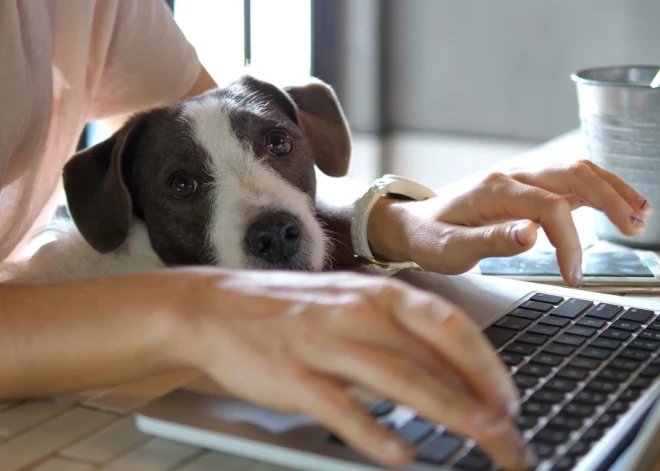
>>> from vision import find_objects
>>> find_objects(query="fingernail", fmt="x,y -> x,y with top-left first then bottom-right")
635,195 -> 648,209
514,222 -> 531,246
630,214 -> 646,228
572,265 -> 583,287
383,436 -> 410,459
504,396 -> 521,417
517,444 -> 539,468
472,412 -> 507,430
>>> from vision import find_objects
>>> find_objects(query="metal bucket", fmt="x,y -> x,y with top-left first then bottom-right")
572,65 -> 660,249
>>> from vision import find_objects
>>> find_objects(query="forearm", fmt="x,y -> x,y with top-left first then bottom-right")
0,273 -> 189,400
315,171 -> 411,269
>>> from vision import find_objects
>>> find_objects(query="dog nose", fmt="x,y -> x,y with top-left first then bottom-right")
246,212 -> 301,263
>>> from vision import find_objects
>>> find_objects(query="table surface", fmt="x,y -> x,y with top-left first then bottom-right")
1,130 -> 658,471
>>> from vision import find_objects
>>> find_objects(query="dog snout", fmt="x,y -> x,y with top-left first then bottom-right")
246,211 -> 301,263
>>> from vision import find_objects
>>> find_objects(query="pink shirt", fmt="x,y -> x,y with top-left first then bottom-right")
0,0 -> 201,263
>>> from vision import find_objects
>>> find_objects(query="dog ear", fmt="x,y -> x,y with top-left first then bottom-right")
236,75 -> 351,177
283,79 -> 351,177
62,117 -> 142,253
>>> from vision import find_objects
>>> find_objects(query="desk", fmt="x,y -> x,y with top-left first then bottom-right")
0,131 -> 658,471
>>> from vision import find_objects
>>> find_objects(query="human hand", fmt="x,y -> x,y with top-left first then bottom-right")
368,160 -> 653,287
171,268 -> 536,469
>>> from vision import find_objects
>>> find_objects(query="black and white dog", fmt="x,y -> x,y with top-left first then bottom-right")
1,76 -> 352,283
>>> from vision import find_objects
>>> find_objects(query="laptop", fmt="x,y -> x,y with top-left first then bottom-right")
135,272 -> 660,471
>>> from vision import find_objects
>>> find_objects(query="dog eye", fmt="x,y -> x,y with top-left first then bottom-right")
266,130 -> 292,156
168,173 -> 198,199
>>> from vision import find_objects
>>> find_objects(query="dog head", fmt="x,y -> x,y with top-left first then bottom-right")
62,75 -> 351,271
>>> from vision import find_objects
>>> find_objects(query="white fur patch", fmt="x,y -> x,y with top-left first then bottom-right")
183,95 -> 326,270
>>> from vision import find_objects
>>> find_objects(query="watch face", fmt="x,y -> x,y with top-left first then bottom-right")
479,251 -> 654,278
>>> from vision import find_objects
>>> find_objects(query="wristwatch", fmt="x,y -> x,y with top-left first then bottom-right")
351,174 -> 437,275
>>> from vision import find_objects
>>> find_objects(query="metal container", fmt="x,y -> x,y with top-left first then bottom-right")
572,65 -> 660,249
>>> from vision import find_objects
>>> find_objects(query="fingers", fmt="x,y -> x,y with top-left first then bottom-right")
511,160 -> 652,236
418,221 -> 539,274
297,339 -> 535,470
294,373 -> 415,468
375,284 -> 521,418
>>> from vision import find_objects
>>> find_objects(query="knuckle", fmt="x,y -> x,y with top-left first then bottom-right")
570,159 -> 595,178
482,171 -> 509,186
542,194 -> 571,218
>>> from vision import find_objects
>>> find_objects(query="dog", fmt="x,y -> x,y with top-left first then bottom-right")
0,75 -> 352,283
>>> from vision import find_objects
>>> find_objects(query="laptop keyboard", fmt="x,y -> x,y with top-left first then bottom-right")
329,292 -> 660,471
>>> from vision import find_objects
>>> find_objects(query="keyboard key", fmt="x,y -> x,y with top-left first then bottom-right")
483,327 -> 516,348
569,357 -> 601,370
619,388 -> 642,403
620,308 -> 655,323
574,391 -> 608,405
556,367 -> 589,381
608,401 -> 629,415
577,317 -> 607,329
397,418 -> 435,444
594,413 -> 617,428
518,333 -> 551,347
519,363 -> 552,377
504,342 -> 537,356
521,401 -> 552,417
648,320 -> 660,331
611,319 -> 642,332
540,316 -> 571,328
551,299 -> 593,319
597,368 -> 630,383
584,379 -> 619,394
586,303 -> 622,321
531,353 -> 564,367
531,389 -> 565,404
508,308 -> 543,321
370,401 -> 394,416
639,330 -> 660,341
610,358 -> 641,372
527,324 -> 560,336
567,325 -> 597,337
640,365 -> 660,377
630,376 -> 653,390
548,415 -> 583,430
618,348 -> 651,362
417,433 -> 463,464
516,415 -> 538,430
601,328 -> 631,341
454,449 -> 491,470
520,300 -> 554,312
494,316 -> 532,331
555,334 -> 586,347
629,338 -> 660,352
545,378 -> 578,392
514,373 -> 539,390
530,442 -> 556,459
581,427 -> 604,442
562,403 -> 596,418
552,456 -> 576,471
500,352 -> 524,367
566,441 -> 591,457
590,337 -> 623,350
531,293 -> 563,305
580,346 -> 613,360
545,343 -> 576,356
534,427 -> 570,445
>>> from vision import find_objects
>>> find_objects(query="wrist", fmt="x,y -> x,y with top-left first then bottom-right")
366,197 -> 415,263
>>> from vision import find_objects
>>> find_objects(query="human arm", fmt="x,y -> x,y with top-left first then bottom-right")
326,160 -> 653,286
0,268 -> 535,470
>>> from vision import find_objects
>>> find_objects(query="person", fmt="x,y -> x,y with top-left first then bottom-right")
0,1 -> 653,469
